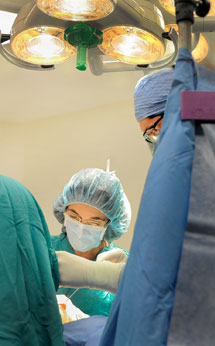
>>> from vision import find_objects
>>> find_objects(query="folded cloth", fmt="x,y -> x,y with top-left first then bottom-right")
63,315 -> 108,346
57,294 -> 89,324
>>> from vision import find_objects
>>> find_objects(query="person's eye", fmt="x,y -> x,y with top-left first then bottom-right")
87,221 -> 103,227
90,222 -> 101,227
68,213 -> 79,221
148,128 -> 159,135
147,129 -> 155,135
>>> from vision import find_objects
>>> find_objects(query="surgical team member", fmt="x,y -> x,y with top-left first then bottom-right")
0,174 -> 125,346
51,168 -> 131,316
134,67 -> 174,152
132,59 -> 215,346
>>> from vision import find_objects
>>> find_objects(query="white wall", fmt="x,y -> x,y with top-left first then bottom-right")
0,100 -> 152,251
0,122 -> 25,182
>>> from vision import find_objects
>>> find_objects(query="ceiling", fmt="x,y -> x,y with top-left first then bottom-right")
0,51 -> 144,122
1,0 -> 215,122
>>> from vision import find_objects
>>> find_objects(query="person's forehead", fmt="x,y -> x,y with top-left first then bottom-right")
67,203 -> 107,220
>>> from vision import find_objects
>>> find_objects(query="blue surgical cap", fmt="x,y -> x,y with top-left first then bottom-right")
53,168 -> 131,242
134,68 -> 174,121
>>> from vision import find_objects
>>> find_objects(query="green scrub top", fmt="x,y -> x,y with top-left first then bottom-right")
51,233 -> 129,316
0,175 -> 65,346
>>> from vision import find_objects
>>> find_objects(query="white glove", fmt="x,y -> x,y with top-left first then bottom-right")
96,248 -> 128,263
56,251 -> 125,294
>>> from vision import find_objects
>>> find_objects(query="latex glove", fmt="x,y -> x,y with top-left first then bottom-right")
96,248 -> 128,263
56,251 -> 125,294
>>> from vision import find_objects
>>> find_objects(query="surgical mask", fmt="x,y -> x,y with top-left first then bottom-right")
64,214 -> 107,252
147,142 -> 156,155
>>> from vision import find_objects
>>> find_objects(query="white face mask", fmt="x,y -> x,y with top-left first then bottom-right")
147,142 -> 156,155
64,214 -> 107,252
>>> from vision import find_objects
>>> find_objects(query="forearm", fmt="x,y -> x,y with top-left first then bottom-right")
56,251 -> 124,294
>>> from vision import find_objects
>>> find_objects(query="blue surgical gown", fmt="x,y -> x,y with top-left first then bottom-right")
99,48 -> 196,346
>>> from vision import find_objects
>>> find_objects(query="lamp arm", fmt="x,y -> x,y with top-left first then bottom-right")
147,27 -> 178,70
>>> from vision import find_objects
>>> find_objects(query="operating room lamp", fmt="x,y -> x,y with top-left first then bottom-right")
0,0 -> 178,74
1,0 -> 215,74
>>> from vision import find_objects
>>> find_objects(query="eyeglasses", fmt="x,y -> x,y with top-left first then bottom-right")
66,209 -> 109,228
143,114 -> 164,144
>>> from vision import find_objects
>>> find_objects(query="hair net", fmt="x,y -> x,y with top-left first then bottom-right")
54,168 -> 131,242
134,68 -> 174,121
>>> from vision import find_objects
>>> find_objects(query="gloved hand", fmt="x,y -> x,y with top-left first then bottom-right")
96,248 -> 128,263
56,251 -> 125,294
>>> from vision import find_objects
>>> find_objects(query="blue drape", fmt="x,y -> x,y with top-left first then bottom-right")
99,48 -> 196,346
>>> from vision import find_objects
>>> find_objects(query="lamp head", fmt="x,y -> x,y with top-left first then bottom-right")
37,0 -> 117,21
10,1 -> 76,65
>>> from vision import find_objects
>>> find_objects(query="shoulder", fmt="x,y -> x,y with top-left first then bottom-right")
51,233 -> 64,244
51,233 -> 74,253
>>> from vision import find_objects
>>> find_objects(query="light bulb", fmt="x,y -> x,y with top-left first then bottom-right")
27,34 -> 65,58
37,0 -> 115,21
11,26 -> 76,65
99,26 -> 164,64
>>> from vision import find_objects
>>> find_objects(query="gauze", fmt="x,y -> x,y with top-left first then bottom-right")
64,214 -> 107,252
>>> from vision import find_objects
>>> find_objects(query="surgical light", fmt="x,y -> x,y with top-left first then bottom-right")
10,2 -> 76,65
191,33 -> 208,62
2,0 -> 178,74
37,0 -> 116,21
96,1 -> 169,66
159,0 -> 177,15
11,27 -> 76,64
166,24 -> 208,62
99,26 -> 165,64
159,0 -> 215,15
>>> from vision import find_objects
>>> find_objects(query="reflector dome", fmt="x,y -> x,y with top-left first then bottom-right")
99,26 -> 165,65
11,26 -> 76,65
159,0 -> 215,16
37,0 -> 115,21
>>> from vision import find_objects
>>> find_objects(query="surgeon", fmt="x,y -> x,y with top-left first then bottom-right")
0,174 -> 125,346
134,67 -> 174,153
132,62 -> 215,346
134,65 -> 215,233
51,168 -> 131,316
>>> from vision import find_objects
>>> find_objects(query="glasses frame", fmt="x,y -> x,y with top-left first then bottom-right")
65,208 -> 109,228
143,113 -> 164,143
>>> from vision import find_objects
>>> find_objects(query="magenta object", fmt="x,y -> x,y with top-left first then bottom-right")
181,90 -> 215,120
